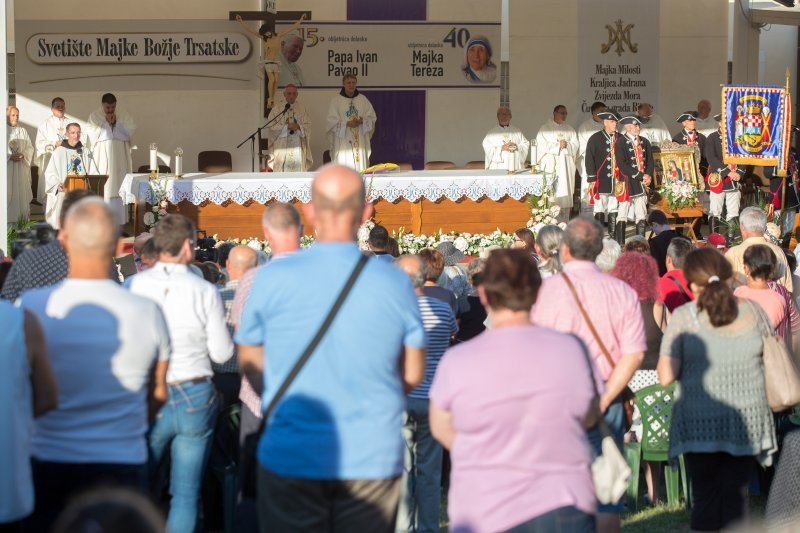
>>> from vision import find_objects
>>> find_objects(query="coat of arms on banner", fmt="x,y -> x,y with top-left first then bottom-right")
721,84 -> 792,167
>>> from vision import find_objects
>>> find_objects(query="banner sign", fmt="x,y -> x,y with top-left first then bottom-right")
577,0 -> 659,121
27,33 -> 251,64
274,21 -> 501,88
721,85 -> 791,167
15,21 -> 257,91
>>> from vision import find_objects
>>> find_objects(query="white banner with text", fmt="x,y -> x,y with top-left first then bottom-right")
275,21 -> 501,88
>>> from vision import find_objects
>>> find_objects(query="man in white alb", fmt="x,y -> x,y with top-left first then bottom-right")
267,84 -> 312,172
35,97 -> 78,203
87,93 -> 136,225
482,106 -> 529,171
634,103 -> 671,147
577,101 -> 607,213
536,105 -> 579,216
7,106 -> 34,223
44,123 -> 85,229
326,75 -> 377,172
695,99 -> 718,137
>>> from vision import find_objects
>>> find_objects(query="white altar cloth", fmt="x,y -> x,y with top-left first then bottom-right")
120,169 -> 548,206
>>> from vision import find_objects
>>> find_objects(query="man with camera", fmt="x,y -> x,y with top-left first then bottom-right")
2,189 -> 95,302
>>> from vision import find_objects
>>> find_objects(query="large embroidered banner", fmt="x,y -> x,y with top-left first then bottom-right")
721,85 -> 792,168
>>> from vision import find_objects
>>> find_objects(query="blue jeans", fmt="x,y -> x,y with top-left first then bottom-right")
587,397 -> 625,513
149,379 -> 219,533
505,505 -> 595,532
398,397 -> 442,533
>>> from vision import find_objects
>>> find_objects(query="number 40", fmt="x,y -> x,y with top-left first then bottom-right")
442,27 -> 471,47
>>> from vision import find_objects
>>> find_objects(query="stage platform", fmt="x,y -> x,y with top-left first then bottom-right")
121,169 -> 543,238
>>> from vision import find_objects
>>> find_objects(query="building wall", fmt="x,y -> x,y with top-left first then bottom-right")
509,0 -> 728,139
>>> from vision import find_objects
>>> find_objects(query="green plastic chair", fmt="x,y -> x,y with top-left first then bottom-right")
624,383 -> 688,509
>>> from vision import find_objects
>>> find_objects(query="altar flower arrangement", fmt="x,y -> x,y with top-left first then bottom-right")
526,193 -> 561,228
211,227 -> 514,258
392,227 -> 514,256
145,178 -> 169,230
658,179 -> 699,210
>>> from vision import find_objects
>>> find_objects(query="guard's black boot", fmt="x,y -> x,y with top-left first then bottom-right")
708,216 -> 718,236
607,213 -> 617,240
726,217 -> 739,246
635,220 -> 647,237
594,212 -> 606,229
615,221 -> 627,245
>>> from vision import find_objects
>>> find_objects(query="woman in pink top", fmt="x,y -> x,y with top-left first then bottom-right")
429,249 -> 597,533
734,244 -> 788,331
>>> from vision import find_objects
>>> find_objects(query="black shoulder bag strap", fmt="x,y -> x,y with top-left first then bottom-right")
257,253 -> 369,434
667,274 -> 691,303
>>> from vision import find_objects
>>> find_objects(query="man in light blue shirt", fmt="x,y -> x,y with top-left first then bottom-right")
238,164 -> 426,532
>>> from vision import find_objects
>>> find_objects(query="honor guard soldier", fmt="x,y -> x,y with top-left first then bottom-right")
704,113 -> 742,242
673,110 -> 708,176
766,126 -> 800,233
615,115 -> 654,240
585,110 -> 622,240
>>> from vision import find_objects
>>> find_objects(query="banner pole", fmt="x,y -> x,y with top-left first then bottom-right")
780,67 -> 790,212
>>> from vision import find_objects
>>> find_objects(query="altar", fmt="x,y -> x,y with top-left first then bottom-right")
120,170 -> 544,238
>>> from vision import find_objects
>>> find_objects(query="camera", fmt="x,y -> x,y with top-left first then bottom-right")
10,223 -> 58,259
195,230 -> 217,262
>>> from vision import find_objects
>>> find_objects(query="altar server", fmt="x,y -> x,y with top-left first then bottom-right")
326,75 -> 377,172
585,110 -> 622,241
704,113 -> 742,238
635,103 -> 671,147
87,93 -> 136,225
44,123 -> 85,228
7,106 -> 34,223
615,115 -> 654,238
535,105 -> 579,216
267,84 -> 313,172
482,106 -> 529,171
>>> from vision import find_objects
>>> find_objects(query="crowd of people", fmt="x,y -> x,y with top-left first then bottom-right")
5,162 -> 800,533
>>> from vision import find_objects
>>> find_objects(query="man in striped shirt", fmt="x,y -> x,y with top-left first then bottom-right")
395,254 -> 458,533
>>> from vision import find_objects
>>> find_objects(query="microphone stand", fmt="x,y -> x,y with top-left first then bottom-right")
237,105 -> 291,172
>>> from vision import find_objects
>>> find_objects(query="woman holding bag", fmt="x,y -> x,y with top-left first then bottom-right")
658,247 -> 777,531
429,249 -> 597,533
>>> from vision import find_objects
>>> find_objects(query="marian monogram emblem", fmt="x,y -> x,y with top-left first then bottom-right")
601,19 -> 638,57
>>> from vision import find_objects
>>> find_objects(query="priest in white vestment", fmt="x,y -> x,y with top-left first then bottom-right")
44,123 -> 85,228
482,106 -> 529,170
577,102 -> 606,205
87,93 -> 135,225
267,84 -> 313,172
7,106 -> 34,223
326,75 -> 376,172
34,97 -> 85,202
535,105 -> 579,213
695,99 -> 718,137
632,103 -> 671,147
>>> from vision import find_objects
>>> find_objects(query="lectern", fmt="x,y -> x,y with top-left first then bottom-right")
67,174 -> 109,196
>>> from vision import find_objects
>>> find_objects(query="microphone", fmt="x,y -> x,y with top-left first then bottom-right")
284,103 -> 297,135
